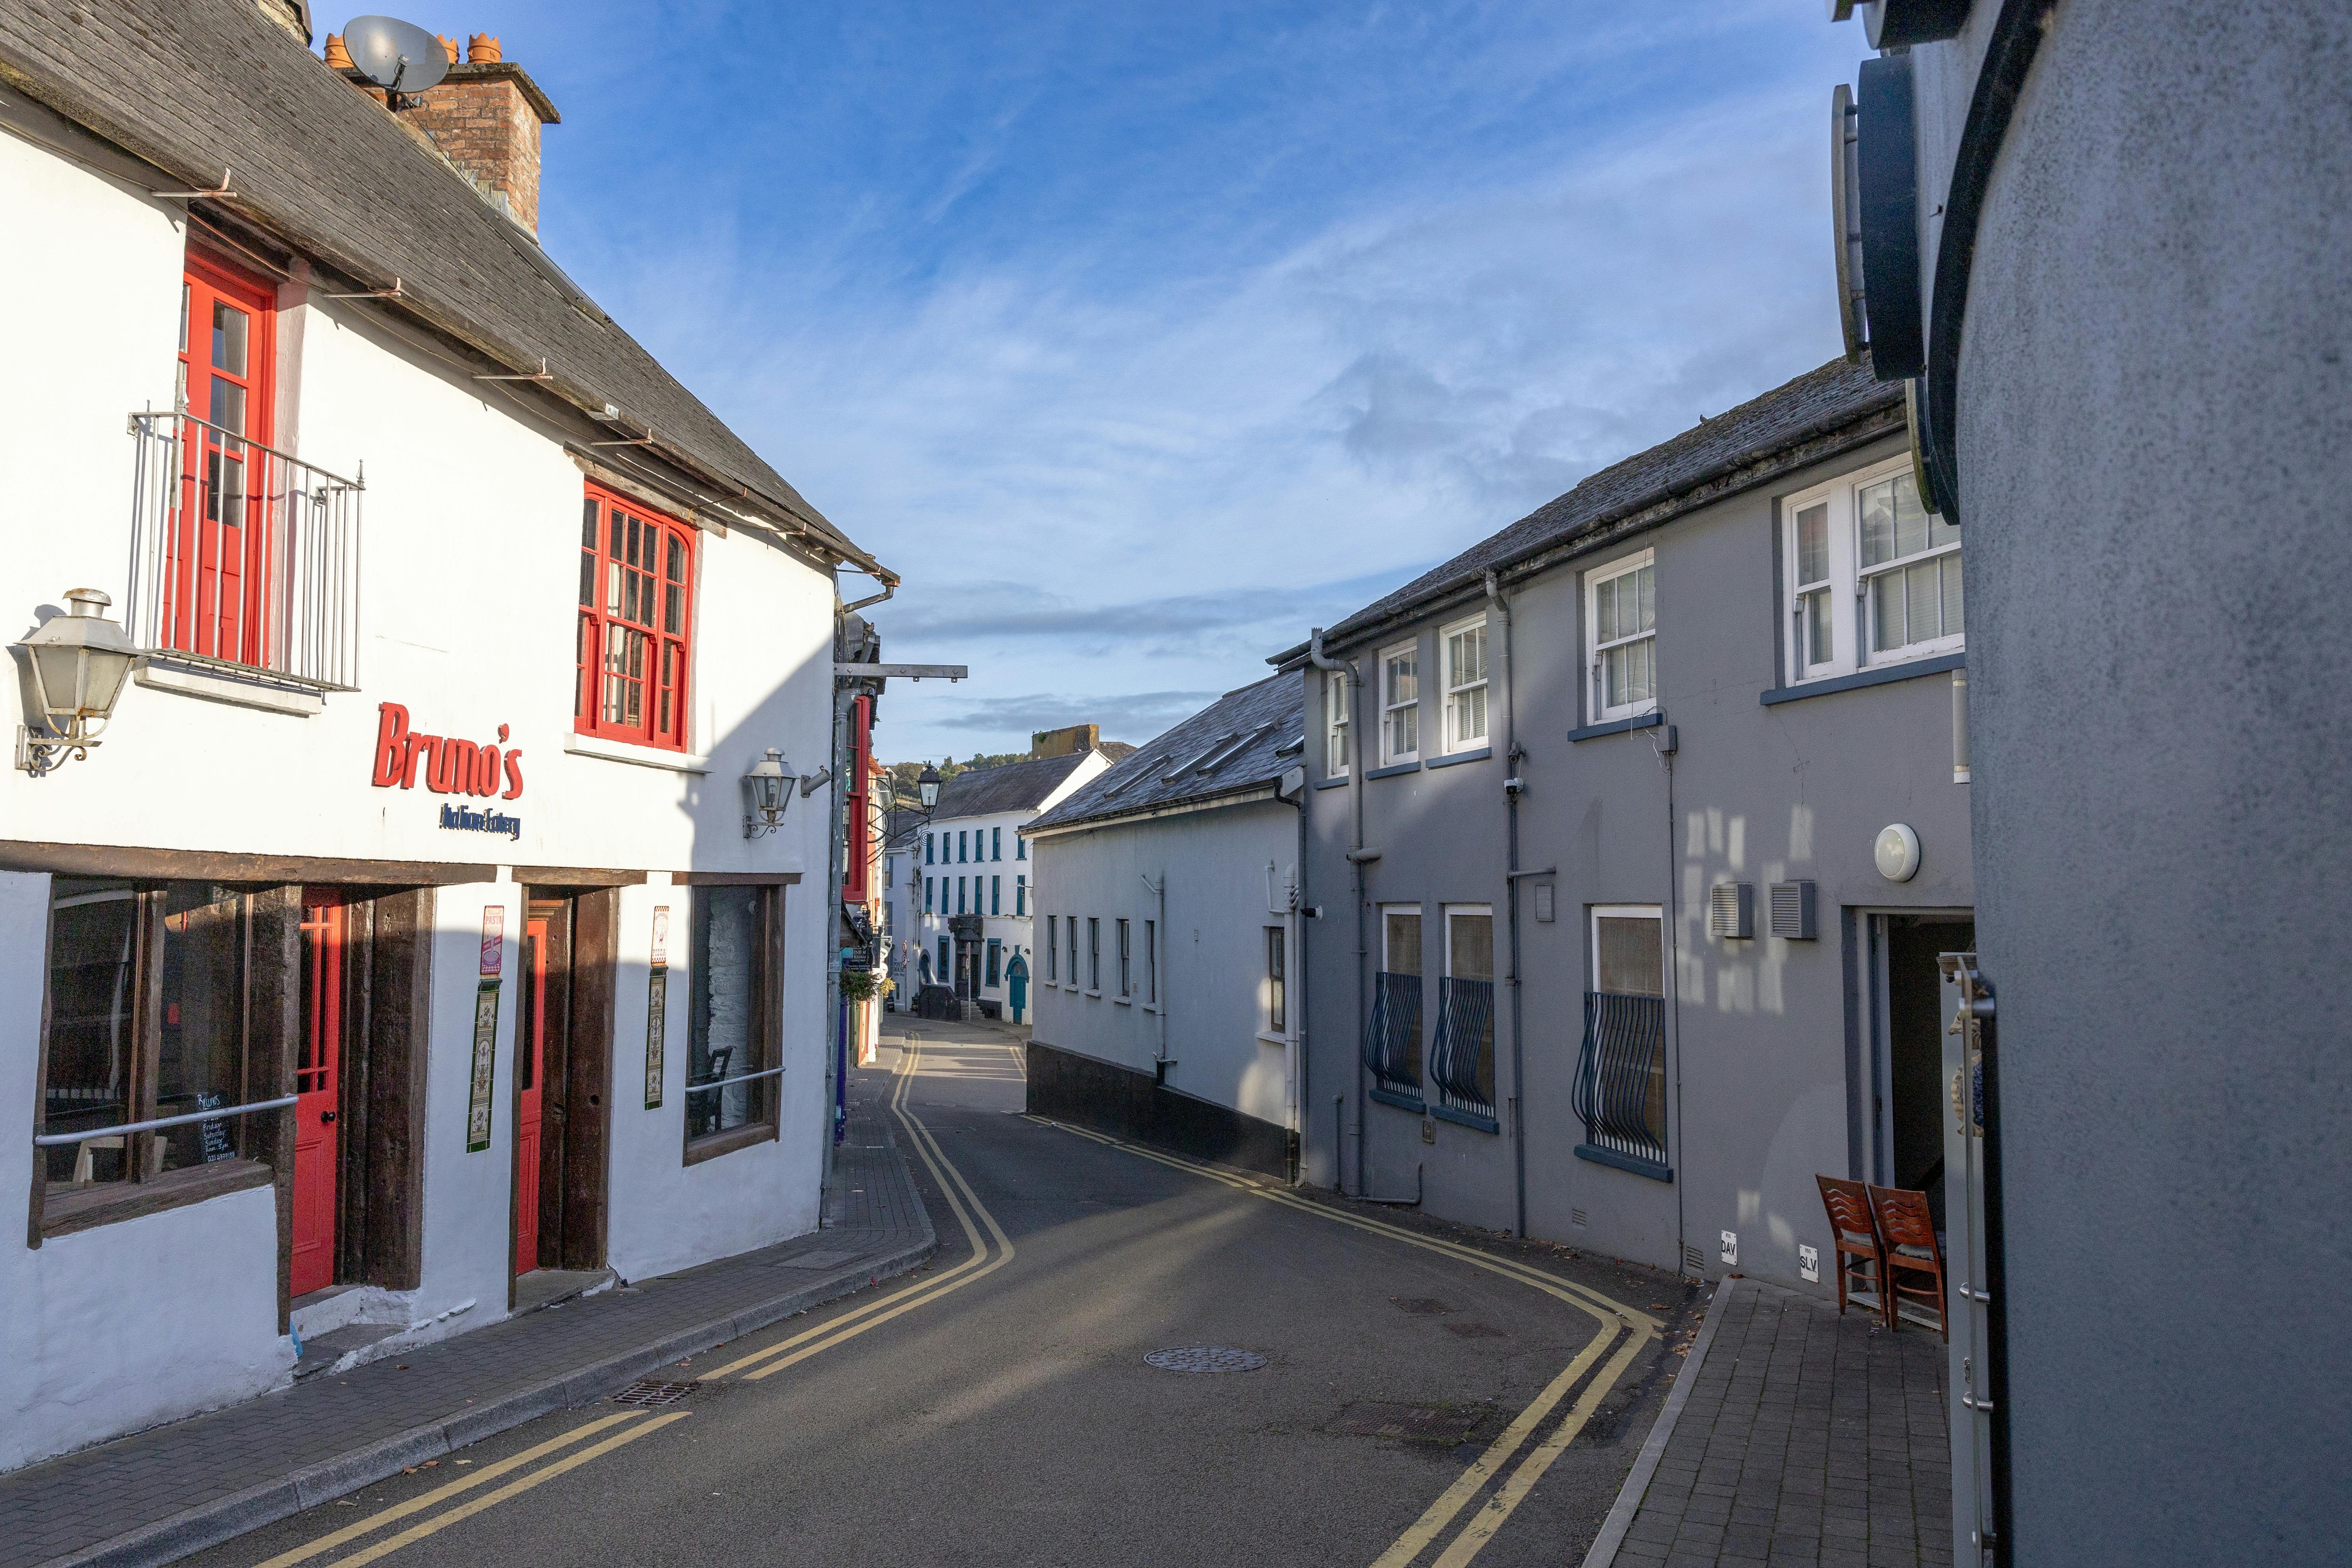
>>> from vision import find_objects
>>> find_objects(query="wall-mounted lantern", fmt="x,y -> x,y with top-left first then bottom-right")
743,748 -> 792,839
13,589 -> 136,777
917,764 -> 941,812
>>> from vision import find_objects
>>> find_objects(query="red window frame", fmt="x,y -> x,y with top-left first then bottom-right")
167,248 -> 278,667
576,484 -> 695,751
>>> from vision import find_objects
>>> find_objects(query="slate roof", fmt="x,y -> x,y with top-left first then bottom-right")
929,751 -> 1102,820
1028,676 -> 1305,835
1273,356 -> 1903,662
0,0 -> 886,577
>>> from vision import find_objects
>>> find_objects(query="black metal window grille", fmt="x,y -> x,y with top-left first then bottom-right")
1430,976 -> 1496,1129
1573,991 -> 1670,1178
1363,971 -> 1423,1107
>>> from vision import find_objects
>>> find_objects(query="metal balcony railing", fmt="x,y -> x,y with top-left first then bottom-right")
1573,990 -> 1670,1178
126,408 -> 363,690
1362,970 -> 1423,1107
1429,975 -> 1496,1129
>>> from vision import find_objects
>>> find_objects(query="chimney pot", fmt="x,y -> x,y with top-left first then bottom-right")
323,32 -> 353,69
467,33 -> 502,63
437,34 -> 460,64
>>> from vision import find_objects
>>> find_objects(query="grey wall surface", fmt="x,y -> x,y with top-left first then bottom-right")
1300,430 -> 1975,1295
1029,800 -> 1301,1134
1914,3 -> 2352,1560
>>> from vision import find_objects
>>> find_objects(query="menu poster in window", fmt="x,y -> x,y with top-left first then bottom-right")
479,906 -> 504,978
466,979 -> 500,1153
644,905 -> 670,1110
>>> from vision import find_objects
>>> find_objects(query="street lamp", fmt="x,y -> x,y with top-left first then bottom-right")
742,748 -> 792,838
917,763 -> 941,811
13,589 -> 136,777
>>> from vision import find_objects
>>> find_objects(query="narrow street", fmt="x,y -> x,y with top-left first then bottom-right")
187,1016 -> 1697,1568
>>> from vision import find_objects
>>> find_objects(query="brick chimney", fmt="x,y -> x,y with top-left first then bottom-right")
327,32 -> 561,234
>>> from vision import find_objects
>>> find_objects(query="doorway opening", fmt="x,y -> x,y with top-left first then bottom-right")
292,893 -> 346,1297
512,889 -> 616,1300
1869,912 -> 1974,1234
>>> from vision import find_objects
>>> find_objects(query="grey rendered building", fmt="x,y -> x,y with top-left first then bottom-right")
1828,4 -> 2352,1562
1281,357 -> 1972,1295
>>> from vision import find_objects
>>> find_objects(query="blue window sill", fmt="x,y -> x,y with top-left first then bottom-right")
1567,711 -> 1663,743
1760,652 -> 1963,706
1314,776 -> 1350,791
1425,747 -> 1491,770
1575,1143 -> 1672,1182
1369,1086 -> 1425,1114
1364,760 -> 1422,781
1432,1104 -> 1499,1134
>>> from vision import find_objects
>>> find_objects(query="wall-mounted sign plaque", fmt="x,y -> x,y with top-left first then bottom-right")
645,905 -> 670,1109
466,979 -> 500,1153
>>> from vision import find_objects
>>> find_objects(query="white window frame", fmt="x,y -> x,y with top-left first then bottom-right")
1378,638 -> 1420,765
1439,614 -> 1489,753
1324,668 -> 1351,777
1590,903 -> 1664,993
1585,549 -> 1657,723
1781,454 -> 1962,684
1443,903 -> 1495,979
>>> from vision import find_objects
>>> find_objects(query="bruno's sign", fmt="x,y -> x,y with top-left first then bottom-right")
370,703 -> 525,799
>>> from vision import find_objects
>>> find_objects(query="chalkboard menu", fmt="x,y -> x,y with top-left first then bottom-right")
195,1090 -> 236,1163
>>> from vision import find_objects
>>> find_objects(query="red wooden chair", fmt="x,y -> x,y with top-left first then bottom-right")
1867,1182 -> 1949,1340
1816,1175 -> 1888,1323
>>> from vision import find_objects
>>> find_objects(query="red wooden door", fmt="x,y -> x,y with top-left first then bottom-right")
170,252 -> 275,667
292,895 -> 343,1297
515,916 -> 549,1275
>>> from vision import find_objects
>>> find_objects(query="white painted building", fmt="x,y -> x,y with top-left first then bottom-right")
881,812 -> 921,1009
913,748 -> 1115,1021
1022,679 -> 1307,1177
0,3 -> 893,1471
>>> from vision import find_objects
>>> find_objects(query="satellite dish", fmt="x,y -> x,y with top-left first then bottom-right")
343,15 -> 449,101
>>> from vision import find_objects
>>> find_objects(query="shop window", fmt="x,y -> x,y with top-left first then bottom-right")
37,879 -> 275,1220
577,485 -> 694,752
684,884 -> 781,1155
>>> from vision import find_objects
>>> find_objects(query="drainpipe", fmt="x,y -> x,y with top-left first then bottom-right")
1142,871 -> 1169,1076
1308,629 -> 1373,1197
823,627 -> 855,1201
1289,779 -> 1309,1186
1486,571 -> 1528,1239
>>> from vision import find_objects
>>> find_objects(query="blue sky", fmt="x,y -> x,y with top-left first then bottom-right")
423,2 -> 1866,763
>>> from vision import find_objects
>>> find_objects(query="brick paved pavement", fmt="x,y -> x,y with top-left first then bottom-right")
1606,1280 -> 1951,1568
0,1083 -> 933,1568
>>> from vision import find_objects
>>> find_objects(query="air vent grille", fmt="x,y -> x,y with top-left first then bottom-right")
1768,880 -> 1817,940
1708,882 -> 1753,939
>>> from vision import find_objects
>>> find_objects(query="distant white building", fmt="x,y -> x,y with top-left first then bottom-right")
1022,679 -> 1306,1176
880,811 -> 920,1008
914,738 -> 1120,1021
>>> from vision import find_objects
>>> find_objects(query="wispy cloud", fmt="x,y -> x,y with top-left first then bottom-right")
495,1 -> 1867,762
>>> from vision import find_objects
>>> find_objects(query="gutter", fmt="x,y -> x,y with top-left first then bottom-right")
1308,628 -> 1371,1198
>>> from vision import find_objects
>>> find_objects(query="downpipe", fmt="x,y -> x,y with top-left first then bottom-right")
1309,627 -> 1374,1198
1486,571 -> 1528,1239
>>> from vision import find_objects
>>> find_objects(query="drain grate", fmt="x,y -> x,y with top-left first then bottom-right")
1390,1297 -> 1454,1315
610,1379 -> 699,1408
1144,1346 -> 1268,1374
1330,1402 -> 1484,1443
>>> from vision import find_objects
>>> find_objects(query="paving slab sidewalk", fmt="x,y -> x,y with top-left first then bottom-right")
1586,1278 -> 1953,1568
1,1095 -> 935,1568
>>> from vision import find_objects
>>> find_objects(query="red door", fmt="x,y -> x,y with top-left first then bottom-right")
171,251 -> 276,667
514,916 -> 549,1275
292,895 -> 343,1297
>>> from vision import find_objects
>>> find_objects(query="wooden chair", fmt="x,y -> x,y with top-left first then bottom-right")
1867,1182 -> 1949,1341
1816,1175 -> 1888,1323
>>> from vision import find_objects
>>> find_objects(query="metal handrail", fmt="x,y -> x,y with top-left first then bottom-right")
683,1064 -> 787,1095
34,1094 -> 298,1146
130,406 -> 365,489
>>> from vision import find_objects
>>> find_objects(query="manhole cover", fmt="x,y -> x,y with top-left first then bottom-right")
610,1380 -> 699,1408
1330,1402 -> 1484,1443
1144,1346 -> 1268,1374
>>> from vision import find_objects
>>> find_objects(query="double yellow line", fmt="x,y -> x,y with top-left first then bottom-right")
1025,1114 -> 1659,1568
261,1036 -> 1007,1568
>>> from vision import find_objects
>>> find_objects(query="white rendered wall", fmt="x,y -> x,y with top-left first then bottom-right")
1030,801 -> 1299,1130
0,136 -> 839,1465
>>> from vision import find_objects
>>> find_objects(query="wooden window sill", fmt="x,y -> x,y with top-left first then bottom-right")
683,1120 -> 779,1167
38,1157 -> 274,1242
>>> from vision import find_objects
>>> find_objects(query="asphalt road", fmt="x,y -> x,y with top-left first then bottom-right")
191,1017 -> 1702,1568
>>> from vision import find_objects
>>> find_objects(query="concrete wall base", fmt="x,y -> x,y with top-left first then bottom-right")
1025,1039 -> 1291,1180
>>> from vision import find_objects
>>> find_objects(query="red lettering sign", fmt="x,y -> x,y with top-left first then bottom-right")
370,703 -> 522,800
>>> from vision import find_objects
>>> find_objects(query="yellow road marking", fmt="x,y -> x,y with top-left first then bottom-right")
248,1414 -> 646,1568
1018,1113 -> 1663,1568
306,1412 -> 689,1568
